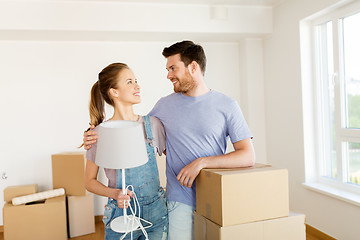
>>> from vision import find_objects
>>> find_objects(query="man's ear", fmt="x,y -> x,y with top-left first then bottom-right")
189,61 -> 198,74
109,88 -> 118,98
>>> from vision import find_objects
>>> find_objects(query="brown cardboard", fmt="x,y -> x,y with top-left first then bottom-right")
263,212 -> 306,240
196,164 -> 289,226
194,211 -> 306,240
67,193 -> 95,238
3,195 -> 67,240
3,184 -> 38,202
52,152 -> 86,196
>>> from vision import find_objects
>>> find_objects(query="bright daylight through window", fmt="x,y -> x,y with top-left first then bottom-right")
303,1 -> 360,202
343,12 -> 360,185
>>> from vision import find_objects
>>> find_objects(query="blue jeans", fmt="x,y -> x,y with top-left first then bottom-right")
167,201 -> 195,240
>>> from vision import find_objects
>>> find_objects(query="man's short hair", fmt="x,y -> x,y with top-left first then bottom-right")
162,40 -> 207,75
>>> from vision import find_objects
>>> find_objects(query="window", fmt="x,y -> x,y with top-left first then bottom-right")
301,1 -> 360,204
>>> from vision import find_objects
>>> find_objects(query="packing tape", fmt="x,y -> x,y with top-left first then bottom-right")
12,188 -> 65,205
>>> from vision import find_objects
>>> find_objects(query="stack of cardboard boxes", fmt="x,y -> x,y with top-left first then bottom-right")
2,152 -> 95,240
195,164 -> 306,240
52,152 -> 95,238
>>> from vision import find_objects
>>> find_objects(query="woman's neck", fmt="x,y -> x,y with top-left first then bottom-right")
110,104 -> 138,121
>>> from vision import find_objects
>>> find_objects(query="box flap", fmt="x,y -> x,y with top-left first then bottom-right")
3,184 -> 38,202
52,151 -> 85,156
201,164 -> 275,176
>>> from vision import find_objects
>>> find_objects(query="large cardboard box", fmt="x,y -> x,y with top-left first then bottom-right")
3,184 -> 38,202
3,195 -> 67,240
194,211 -> 306,240
52,152 -> 86,196
196,164 -> 289,226
67,193 -> 95,238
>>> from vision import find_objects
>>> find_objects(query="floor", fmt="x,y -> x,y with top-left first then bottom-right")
307,235 -> 323,240
0,222 -> 104,240
71,221 -> 105,240
0,221 -> 324,240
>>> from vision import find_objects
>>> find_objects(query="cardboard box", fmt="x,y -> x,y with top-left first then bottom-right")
67,193 -> 95,238
52,152 -> 86,196
3,184 -> 38,202
196,164 -> 289,226
194,211 -> 306,240
3,195 -> 67,240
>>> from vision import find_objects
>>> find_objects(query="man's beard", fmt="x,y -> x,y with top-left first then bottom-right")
174,70 -> 197,93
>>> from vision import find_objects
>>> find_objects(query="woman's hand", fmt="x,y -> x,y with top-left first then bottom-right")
114,188 -> 134,209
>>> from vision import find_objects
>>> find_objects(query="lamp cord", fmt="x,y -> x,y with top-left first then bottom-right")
119,185 -> 152,240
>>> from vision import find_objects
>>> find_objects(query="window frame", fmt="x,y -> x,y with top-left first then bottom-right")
301,0 -> 360,205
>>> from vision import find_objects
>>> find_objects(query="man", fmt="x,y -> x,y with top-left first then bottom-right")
84,40 -> 255,240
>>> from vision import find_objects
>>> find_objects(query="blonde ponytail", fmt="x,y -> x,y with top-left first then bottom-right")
89,81 -> 105,126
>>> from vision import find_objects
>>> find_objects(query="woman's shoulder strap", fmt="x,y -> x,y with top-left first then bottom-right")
143,115 -> 153,140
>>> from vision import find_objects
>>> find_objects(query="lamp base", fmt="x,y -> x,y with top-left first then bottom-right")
110,215 -> 141,233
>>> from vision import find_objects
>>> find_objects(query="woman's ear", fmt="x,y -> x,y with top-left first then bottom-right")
109,88 -> 118,98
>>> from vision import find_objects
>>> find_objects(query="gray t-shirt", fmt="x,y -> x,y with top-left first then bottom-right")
86,116 -> 166,188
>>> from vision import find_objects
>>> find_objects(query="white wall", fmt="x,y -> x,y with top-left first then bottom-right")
263,0 -> 360,239
4,1 -> 359,239
0,40 -> 266,224
0,0 -> 268,227
0,41 -> 172,219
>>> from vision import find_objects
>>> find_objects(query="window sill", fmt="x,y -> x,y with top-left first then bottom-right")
302,182 -> 360,207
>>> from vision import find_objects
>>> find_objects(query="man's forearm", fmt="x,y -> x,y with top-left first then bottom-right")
198,148 -> 255,170
177,138 -> 255,188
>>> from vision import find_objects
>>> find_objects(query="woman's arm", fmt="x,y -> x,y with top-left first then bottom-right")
84,159 -> 133,208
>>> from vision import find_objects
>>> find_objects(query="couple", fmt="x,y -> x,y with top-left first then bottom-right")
83,40 -> 256,240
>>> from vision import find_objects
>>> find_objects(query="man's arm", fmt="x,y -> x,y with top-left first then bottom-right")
177,138 -> 255,188
83,125 -> 97,150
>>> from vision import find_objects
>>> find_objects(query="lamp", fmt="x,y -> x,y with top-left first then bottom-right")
95,120 -> 148,233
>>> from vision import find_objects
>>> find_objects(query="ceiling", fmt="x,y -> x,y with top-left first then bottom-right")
61,0 -> 283,6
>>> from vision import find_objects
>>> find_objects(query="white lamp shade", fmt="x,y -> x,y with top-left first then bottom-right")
95,120 -> 148,169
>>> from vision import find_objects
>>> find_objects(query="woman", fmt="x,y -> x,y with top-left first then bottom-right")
85,63 -> 168,240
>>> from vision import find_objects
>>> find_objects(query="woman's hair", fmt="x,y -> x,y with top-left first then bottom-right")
89,63 -> 130,126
